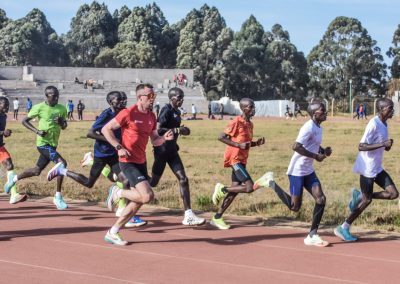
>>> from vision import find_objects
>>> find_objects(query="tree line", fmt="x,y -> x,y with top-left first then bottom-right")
0,1 -> 399,102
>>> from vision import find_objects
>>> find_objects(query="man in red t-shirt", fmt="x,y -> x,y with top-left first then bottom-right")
101,83 -> 174,245
210,98 -> 266,230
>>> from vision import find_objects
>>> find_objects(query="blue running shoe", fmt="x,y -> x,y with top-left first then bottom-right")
53,195 -> 68,210
47,162 -> 65,181
348,188 -> 361,212
125,216 -> 147,228
4,172 -> 17,194
334,225 -> 357,242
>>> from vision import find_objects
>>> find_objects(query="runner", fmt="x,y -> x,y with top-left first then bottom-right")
47,91 -> 146,227
210,98 -> 265,230
255,101 -> 331,247
0,97 -> 27,204
150,87 -> 205,226
4,86 -> 69,210
334,98 -> 398,241
102,83 -> 174,245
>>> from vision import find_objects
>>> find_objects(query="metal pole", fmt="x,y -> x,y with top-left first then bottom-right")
349,79 -> 353,114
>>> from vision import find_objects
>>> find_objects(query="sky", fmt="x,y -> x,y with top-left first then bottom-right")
1,0 -> 399,64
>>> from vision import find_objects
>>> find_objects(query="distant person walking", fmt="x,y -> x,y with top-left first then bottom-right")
77,100 -> 85,121
26,98 -> 32,114
191,103 -> 197,120
220,103 -> 224,120
67,100 -> 75,120
208,102 -> 212,119
13,98 -> 19,120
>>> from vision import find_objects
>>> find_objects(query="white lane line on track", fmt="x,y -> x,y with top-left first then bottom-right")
0,258 -> 146,284
3,234 -> 366,284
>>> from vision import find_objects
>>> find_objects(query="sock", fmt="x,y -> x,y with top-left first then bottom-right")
110,226 -> 120,234
88,160 -> 94,166
11,174 -> 18,183
55,191 -> 62,198
59,167 -> 67,176
116,189 -> 123,199
341,221 -> 350,230
214,213 -> 222,219
310,203 -> 325,236
10,185 -> 17,195
102,167 -> 111,178
7,170 -> 15,181
185,209 -> 193,216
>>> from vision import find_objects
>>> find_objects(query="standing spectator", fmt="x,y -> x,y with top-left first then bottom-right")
208,102 -> 212,119
77,100 -> 85,121
359,104 -> 364,119
67,100 -> 75,121
26,98 -> 32,114
191,103 -> 197,120
154,102 -> 160,118
13,98 -> 19,120
353,104 -> 360,119
220,103 -> 224,120
363,103 -> 367,119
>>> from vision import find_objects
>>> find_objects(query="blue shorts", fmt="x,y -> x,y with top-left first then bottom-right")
288,172 -> 320,196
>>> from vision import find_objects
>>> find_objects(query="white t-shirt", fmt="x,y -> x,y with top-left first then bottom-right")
287,119 -> 323,176
13,99 -> 19,110
191,105 -> 197,114
352,116 -> 388,178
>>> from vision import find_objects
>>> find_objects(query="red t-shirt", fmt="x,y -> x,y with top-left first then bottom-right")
223,116 -> 253,167
115,104 -> 156,163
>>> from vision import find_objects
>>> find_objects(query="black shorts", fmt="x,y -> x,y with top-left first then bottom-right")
90,155 -> 121,180
152,146 -> 184,176
36,145 -> 65,170
119,162 -> 149,187
231,163 -> 252,183
360,170 -> 394,196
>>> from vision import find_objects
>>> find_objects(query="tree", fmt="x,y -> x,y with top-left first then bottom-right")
264,24 -> 308,100
0,9 -> 9,30
0,9 -> 67,66
223,15 -> 268,100
387,24 -> 400,78
64,1 -> 116,66
308,16 -> 387,99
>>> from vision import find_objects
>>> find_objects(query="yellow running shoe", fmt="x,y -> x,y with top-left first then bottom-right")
212,183 -> 226,205
210,216 -> 231,230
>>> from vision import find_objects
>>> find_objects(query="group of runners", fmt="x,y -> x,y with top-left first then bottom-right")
1,84 -> 397,247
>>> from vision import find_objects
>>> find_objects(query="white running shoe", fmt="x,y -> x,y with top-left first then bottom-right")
104,230 -> 128,246
254,171 -> 274,190
182,212 -> 206,226
80,152 -> 93,167
9,193 -> 28,204
304,234 -> 329,247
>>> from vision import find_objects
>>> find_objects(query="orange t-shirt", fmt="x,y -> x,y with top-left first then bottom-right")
223,116 -> 253,167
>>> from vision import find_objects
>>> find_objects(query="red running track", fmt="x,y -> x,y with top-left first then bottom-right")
1,195 -> 400,284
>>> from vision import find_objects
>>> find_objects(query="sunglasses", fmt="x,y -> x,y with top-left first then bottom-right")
137,88 -> 157,100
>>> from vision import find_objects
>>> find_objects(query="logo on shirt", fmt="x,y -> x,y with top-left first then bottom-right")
134,120 -> 143,124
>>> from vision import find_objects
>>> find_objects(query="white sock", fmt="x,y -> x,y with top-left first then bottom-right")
59,167 -> 67,176
55,192 -> 62,198
110,226 -> 120,234
341,221 -> 350,230
185,209 -> 193,216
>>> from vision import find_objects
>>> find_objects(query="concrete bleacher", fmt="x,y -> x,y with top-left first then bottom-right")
0,79 -> 209,112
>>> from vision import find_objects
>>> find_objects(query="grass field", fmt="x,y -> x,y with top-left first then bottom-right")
4,114 -> 400,231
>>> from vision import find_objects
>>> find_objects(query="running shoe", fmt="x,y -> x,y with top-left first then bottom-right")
104,230 -> 128,246
253,171 -> 274,190
348,188 -> 361,212
212,183 -> 227,205
80,152 -> 93,167
182,212 -> 206,226
334,225 -> 357,242
304,234 -> 329,247
210,216 -> 231,230
53,195 -> 68,210
106,185 -> 119,212
47,162 -> 65,181
4,172 -> 17,194
125,216 -> 148,228
9,193 -> 28,204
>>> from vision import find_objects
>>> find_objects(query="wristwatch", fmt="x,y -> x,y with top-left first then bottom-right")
115,144 -> 123,150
